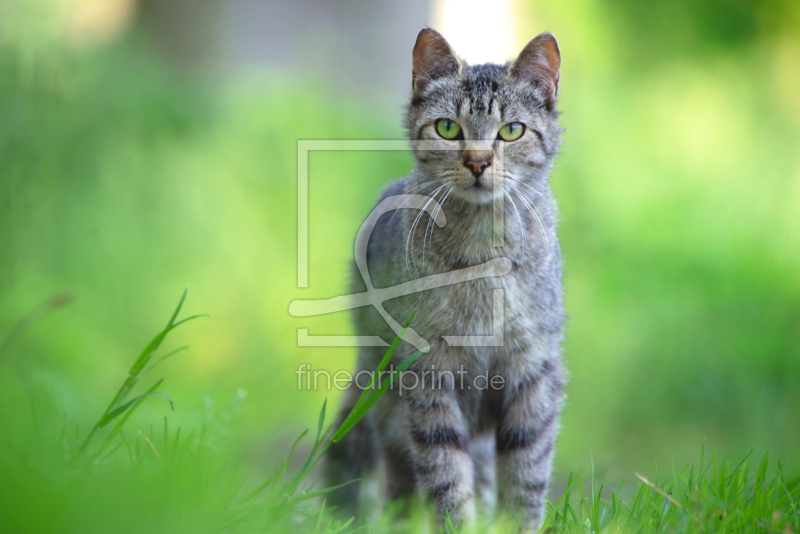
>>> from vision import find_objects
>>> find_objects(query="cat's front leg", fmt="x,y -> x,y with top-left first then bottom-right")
495,356 -> 564,531
402,365 -> 476,527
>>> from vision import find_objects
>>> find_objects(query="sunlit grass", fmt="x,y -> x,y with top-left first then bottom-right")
0,291 -> 417,533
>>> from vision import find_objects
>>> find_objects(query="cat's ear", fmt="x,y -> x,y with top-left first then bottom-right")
510,33 -> 561,104
412,28 -> 461,93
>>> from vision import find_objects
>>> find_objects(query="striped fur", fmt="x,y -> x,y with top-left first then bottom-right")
495,358 -> 564,526
324,29 -> 566,532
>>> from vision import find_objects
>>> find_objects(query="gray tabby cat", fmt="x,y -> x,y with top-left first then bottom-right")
325,28 -> 566,531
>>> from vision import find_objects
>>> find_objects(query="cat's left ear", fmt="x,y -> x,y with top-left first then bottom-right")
509,33 -> 561,105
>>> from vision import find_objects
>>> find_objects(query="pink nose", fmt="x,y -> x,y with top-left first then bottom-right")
464,158 -> 490,176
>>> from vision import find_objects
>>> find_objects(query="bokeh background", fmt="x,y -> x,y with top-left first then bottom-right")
1,0 -> 799,510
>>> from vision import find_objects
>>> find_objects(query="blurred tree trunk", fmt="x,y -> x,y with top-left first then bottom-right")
135,0 -> 223,68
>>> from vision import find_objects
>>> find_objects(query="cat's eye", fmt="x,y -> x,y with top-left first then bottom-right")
498,122 -> 525,142
435,118 -> 463,140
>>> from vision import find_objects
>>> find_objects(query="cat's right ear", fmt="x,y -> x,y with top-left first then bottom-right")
412,28 -> 461,93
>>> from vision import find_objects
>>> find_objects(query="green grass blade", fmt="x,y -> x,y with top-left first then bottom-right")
576,470 -> 591,518
344,312 -> 417,424
285,400 -> 328,492
562,471 -> 573,527
166,287 -> 188,329
332,347 -> 423,442
542,471 -> 572,530
142,346 -> 190,376
294,480 -> 359,501
128,315 -> 207,377
332,312 -> 420,443
93,378 -> 166,458
354,310 -> 417,407
98,391 -> 174,428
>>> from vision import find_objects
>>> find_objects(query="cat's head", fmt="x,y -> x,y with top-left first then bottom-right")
404,28 -> 563,205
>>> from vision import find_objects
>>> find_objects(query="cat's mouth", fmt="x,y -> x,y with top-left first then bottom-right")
450,176 -> 500,205
470,172 -> 492,189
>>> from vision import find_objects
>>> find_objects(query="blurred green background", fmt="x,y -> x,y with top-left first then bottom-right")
1,0 -> 799,517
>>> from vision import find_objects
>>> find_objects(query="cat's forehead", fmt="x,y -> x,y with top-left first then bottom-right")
416,63 -> 542,121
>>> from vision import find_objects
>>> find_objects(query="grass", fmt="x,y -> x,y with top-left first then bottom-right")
0,291 -> 421,533
0,292 -> 797,534
542,447 -> 800,534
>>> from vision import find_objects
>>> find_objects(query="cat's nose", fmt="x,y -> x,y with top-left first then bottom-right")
463,151 -> 492,177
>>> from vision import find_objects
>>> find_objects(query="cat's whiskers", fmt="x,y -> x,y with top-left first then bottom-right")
423,185 -> 454,270
409,183 -> 449,277
388,180 -> 437,225
509,185 -> 550,255
504,189 -> 526,258
504,175 -> 563,220
406,182 -> 450,278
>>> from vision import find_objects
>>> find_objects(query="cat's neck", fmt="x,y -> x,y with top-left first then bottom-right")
405,175 -> 556,265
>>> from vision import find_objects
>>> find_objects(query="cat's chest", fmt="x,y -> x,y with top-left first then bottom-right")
412,261 -> 534,343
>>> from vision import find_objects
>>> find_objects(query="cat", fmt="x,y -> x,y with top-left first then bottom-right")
324,28 -> 566,532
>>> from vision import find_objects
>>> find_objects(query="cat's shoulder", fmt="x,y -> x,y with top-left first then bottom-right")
375,175 -> 412,205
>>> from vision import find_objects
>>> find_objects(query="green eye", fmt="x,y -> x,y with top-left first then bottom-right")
498,122 -> 525,141
435,119 -> 462,140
